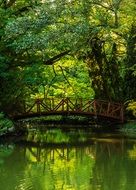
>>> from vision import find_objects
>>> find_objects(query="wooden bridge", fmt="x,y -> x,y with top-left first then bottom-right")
13,98 -> 124,123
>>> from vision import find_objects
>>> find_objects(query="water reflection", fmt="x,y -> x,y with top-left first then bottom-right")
0,130 -> 136,190
24,128 -> 94,144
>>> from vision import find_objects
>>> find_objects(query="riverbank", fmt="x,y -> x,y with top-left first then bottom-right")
118,120 -> 136,138
0,112 -> 15,137
0,113 -> 136,140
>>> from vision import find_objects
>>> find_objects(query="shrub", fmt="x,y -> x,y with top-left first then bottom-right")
126,101 -> 136,117
0,112 -> 14,135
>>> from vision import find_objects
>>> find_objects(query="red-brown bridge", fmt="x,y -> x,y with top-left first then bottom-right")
13,98 -> 124,123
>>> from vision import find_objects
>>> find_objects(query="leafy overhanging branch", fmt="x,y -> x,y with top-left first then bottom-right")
44,50 -> 70,65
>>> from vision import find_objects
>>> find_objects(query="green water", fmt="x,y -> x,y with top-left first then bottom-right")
0,128 -> 136,190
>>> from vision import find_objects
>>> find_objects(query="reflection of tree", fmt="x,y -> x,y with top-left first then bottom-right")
1,139 -> 136,190
26,129 -> 94,144
91,140 -> 136,190
0,145 -> 28,190
25,145 -> 95,190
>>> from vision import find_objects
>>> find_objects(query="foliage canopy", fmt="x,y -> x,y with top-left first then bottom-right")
0,0 -> 136,115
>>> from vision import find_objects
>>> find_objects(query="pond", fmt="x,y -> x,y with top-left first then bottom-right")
0,126 -> 136,190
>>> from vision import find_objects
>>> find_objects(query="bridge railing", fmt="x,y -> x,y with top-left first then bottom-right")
23,98 -> 97,113
18,98 -> 124,122
95,100 -> 123,120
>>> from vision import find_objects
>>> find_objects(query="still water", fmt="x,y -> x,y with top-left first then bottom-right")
0,128 -> 136,190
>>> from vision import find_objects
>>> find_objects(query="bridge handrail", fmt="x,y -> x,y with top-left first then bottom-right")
14,98 -> 124,122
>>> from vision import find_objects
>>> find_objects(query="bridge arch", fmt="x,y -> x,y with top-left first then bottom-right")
12,98 -> 124,123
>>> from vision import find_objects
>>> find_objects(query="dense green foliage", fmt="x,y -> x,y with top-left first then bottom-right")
127,101 -> 136,117
0,112 -> 14,135
0,0 -> 136,116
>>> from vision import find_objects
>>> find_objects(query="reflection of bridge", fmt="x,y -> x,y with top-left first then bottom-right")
24,145 -> 95,163
22,139 -> 124,163
13,98 -> 124,123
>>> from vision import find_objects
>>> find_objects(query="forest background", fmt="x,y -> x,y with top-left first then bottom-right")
0,0 -> 136,118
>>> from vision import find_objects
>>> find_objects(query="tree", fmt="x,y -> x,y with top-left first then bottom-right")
0,0 -> 71,113
124,23 -> 136,100
0,0 -> 136,115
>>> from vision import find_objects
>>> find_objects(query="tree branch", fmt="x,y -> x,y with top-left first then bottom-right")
92,2 -> 114,12
58,65 -> 75,93
44,50 -> 70,65
43,65 -> 57,98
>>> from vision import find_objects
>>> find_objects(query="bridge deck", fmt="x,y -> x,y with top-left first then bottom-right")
13,98 -> 124,123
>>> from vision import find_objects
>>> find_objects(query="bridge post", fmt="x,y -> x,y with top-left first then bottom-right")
93,100 -> 97,116
52,98 -> 54,110
75,99 -> 78,111
62,99 -> 65,111
48,99 -> 51,110
23,101 -> 27,113
80,98 -> 83,111
36,99 -> 41,114
120,104 -> 124,123
107,102 -> 111,115
66,98 -> 69,112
